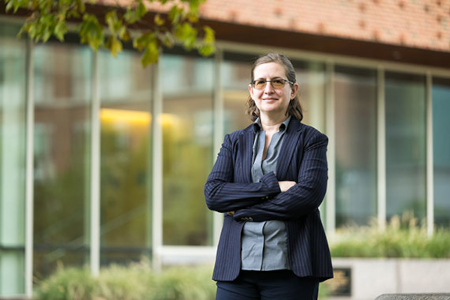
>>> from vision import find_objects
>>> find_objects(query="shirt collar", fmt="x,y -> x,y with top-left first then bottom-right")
252,115 -> 292,133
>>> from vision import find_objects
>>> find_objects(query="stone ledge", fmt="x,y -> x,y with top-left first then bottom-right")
376,294 -> 450,300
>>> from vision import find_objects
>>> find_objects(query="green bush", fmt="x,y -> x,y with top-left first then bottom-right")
33,261 -> 215,300
33,267 -> 95,300
330,214 -> 450,258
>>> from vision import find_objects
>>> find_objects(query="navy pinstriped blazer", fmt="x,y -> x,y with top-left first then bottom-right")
204,118 -> 333,282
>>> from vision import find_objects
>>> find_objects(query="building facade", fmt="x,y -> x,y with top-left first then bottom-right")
1,0 -> 450,298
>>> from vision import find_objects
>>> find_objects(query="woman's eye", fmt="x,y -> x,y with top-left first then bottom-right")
273,79 -> 284,85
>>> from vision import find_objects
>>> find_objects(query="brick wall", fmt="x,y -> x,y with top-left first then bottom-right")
197,0 -> 450,52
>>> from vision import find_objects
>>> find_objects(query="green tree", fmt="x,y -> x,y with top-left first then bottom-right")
5,0 -> 215,66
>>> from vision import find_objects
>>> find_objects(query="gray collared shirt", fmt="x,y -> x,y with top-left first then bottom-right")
241,116 -> 291,271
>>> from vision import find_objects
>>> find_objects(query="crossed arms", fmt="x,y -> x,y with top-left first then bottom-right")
204,130 -> 328,222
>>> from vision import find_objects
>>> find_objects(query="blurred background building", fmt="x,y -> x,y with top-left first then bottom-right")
1,0 -> 450,298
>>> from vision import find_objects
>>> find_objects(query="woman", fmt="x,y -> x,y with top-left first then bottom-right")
204,53 -> 333,300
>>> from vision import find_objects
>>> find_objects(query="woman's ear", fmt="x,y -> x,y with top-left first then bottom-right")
291,83 -> 299,99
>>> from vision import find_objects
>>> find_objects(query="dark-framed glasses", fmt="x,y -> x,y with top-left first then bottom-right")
250,78 -> 294,90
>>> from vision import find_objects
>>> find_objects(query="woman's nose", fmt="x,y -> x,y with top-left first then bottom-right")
264,81 -> 274,93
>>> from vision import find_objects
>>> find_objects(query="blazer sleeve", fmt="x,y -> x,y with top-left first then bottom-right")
233,131 -> 328,221
204,133 -> 281,213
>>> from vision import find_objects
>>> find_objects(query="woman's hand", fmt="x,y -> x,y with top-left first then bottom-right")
227,211 -> 235,216
278,181 -> 296,192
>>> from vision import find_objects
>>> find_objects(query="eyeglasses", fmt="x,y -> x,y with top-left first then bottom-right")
250,78 -> 294,90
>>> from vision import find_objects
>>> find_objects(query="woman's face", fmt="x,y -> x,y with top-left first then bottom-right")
249,62 -> 298,120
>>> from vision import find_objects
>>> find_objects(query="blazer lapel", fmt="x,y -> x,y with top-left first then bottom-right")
238,127 -> 254,183
277,119 -> 302,180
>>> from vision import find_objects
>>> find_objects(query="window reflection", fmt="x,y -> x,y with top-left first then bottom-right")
33,44 -> 91,279
432,77 -> 450,227
385,72 -> 426,221
334,66 -> 377,226
161,53 -> 214,246
293,61 -> 326,132
0,24 -> 27,295
99,51 -> 153,264
222,52 -> 255,133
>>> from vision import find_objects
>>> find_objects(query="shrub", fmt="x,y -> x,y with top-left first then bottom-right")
330,214 -> 450,258
33,267 -> 95,300
33,261 -> 215,300
150,266 -> 215,300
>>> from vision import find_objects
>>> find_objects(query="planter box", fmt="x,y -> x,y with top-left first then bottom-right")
324,258 -> 450,300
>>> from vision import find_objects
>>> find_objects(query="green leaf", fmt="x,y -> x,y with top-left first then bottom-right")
76,0 -> 86,13
67,10 -> 80,19
154,14 -> 165,26
105,36 -> 123,57
17,22 -> 32,38
168,5 -> 182,24
118,26 -> 131,42
105,10 -> 122,35
188,0 -> 201,14
78,14 -> 104,51
54,20 -> 68,41
5,0 -> 15,12
133,32 -> 156,51
136,0 -> 147,18
141,40 -> 159,66
174,22 -> 197,50
199,44 -> 214,56
203,25 -> 215,44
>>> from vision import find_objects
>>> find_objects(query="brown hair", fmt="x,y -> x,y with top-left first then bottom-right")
245,53 -> 303,121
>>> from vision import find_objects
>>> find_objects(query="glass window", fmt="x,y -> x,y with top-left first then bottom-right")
222,52 -> 255,133
294,61 -> 326,132
33,43 -> 92,279
385,72 -> 426,220
161,51 -> 214,246
99,50 -> 153,264
432,77 -> 450,227
293,60 -> 327,223
334,66 -> 377,227
0,24 -> 27,296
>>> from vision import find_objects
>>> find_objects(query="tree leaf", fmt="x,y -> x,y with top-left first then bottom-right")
105,10 -> 122,35
141,40 -> 159,66
174,22 -> 197,50
203,25 -> 215,44
5,0 -> 15,12
76,0 -> 86,13
7,0 -> 216,67
105,36 -> 123,57
78,14 -> 104,51
133,32 -> 157,51
154,14 -> 165,26
168,5 -> 182,24
136,0 -> 147,18
118,26 -> 131,42
54,20 -> 68,41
